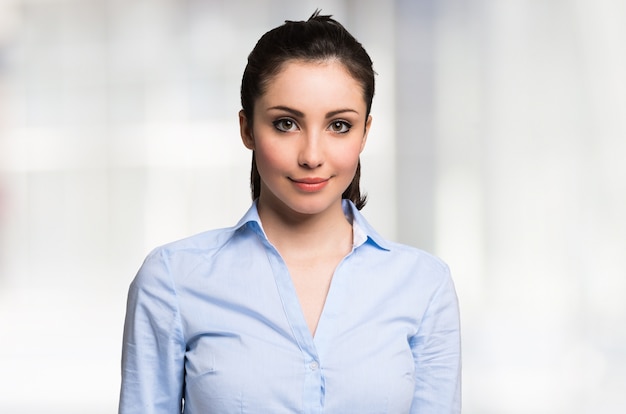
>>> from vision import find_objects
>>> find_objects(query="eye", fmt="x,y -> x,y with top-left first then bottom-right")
273,118 -> 298,132
328,120 -> 352,134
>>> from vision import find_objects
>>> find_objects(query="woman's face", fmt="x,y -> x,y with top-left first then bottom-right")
240,59 -> 371,219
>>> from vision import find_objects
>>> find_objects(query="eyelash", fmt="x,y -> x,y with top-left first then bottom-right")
272,118 -> 297,132
272,118 -> 353,134
329,120 -> 352,134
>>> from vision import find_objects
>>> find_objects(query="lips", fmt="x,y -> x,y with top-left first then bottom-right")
289,177 -> 330,192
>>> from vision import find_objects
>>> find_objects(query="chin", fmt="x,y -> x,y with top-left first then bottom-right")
259,184 -> 345,218
278,195 -> 341,217
287,201 -> 332,216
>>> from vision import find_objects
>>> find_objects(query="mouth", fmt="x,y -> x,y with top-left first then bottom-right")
289,177 -> 330,192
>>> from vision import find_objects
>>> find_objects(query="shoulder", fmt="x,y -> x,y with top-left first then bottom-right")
349,201 -> 452,286
150,225 -> 240,259
149,201 -> 265,262
148,224 -> 245,264
131,203 -> 263,290
131,225 -> 243,289
380,243 -> 459,326
385,240 -> 450,275
360,237 -> 454,297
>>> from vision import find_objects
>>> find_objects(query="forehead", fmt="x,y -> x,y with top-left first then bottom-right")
258,59 -> 366,110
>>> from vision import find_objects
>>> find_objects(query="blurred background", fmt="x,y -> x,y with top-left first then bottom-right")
0,0 -> 624,412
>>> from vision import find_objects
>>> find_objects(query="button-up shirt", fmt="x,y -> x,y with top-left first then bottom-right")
119,200 -> 461,413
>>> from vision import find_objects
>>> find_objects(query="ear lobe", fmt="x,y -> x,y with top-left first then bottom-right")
239,110 -> 255,149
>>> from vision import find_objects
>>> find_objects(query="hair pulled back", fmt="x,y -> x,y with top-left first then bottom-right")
240,10 -> 375,210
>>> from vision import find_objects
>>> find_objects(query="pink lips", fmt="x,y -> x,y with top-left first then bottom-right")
290,177 -> 330,192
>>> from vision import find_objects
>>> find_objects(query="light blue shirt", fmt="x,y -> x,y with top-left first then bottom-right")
119,200 -> 461,413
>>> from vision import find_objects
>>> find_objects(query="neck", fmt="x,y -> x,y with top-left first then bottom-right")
257,199 -> 353,257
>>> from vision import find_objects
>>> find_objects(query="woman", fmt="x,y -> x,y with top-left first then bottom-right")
119,11 -> 461,414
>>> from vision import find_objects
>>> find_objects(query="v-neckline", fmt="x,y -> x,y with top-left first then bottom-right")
264,240 -> 353,351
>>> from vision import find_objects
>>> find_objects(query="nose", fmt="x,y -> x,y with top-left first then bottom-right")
298,132 -> 324,169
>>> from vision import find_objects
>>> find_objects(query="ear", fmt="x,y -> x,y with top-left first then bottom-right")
239,110 -> 255,150
360,115 -> 372,153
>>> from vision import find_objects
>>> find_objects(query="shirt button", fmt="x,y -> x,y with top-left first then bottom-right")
309,361 -> 319,370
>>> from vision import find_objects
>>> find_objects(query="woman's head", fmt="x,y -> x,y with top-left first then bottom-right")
240,10 -> 375,209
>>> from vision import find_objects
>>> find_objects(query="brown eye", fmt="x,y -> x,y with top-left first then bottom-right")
273,118 -> 297,132
329,121 -> 351,133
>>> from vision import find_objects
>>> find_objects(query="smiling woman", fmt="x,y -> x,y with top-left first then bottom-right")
119,10 -> 461,414
240,60 -> 370,222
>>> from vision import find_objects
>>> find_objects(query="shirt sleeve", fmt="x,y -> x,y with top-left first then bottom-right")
119,249 -> 186,414
409,264 -> 462,414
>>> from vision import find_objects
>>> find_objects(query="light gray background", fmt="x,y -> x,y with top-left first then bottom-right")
0,0 -> 624,412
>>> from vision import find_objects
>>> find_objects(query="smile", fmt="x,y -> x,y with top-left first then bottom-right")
289,177 -> 330,192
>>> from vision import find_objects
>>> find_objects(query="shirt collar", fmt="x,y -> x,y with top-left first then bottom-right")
234,200 -> 390,251
234,200 -> 265,238
342,199 -> 390,251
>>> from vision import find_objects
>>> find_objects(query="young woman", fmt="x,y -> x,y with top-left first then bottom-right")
119,11 -> 461,414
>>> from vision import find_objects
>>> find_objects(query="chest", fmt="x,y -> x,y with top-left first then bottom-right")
176,243 -> 423,413
181,297 -> 417,414
286,256 -> 342,336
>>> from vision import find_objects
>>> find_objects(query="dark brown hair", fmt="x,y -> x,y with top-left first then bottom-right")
240,10 -> 375,209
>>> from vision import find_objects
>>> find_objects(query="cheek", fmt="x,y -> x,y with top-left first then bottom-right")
254,140 -> 288,173
333,141 -> 363,170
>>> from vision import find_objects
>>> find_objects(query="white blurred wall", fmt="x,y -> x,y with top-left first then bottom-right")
0,0 -> 624,413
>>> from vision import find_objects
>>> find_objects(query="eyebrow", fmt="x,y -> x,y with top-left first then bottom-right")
267,105 -> 359,118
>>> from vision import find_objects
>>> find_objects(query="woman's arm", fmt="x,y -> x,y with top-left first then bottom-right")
119,249 -> 186,414
410,267 -> 462,414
